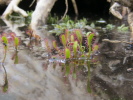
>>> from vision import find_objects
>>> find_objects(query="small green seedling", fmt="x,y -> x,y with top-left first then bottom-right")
1,36 -> 8,92
2,65 -> 8,93
117,24 -> 129,32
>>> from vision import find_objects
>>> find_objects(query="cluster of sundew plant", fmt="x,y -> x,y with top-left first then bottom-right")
0,32 -> 20,92
44,29 -> 99,92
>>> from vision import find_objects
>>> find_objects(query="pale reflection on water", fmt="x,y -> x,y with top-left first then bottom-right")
0,48 -> 97,100
0,18 -> 97,100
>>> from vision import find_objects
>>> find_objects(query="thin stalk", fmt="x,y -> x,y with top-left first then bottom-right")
61,0 -> 68,21
89,45 -> 92,55
2,47 -> 8,92
65,59 -> 70,76
29,0 -> 36,7
14,50 -> 19,64
71,0 -> 78,16
73,62 -> 77,79
2,49 -> 7,63
2,63 -> 8,92
87,60 -> 91,93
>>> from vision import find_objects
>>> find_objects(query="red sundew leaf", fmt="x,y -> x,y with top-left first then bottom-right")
74,29 -> 82,44
52,40 -> 58,51
72,33 -> 80,43
73,33 -> 78,40
44,38 -> 51,53
65,48 -> 71,59
87,33 -> 95,54
73,41 -> 78,56
65,29 -> 70,42
67,42 -> 74,51
69,33 -> 79,42
70,34 -> 74,42
60,34 -> 67,47
87,33 -> 95,46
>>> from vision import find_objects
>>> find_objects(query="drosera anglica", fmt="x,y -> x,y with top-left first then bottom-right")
44,29 -> 99,92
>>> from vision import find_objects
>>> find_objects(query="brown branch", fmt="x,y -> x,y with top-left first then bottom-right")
71,0 -> 78,16
61,0 -> 68,21
102,39 -> 132,44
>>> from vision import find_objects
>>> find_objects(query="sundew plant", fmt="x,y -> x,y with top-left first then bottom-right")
44,29 -> 99,93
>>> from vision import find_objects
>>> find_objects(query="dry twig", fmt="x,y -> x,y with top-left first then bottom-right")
29,0 -> 36,7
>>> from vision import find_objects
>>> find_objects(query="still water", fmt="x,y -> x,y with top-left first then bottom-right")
0,17 -> 133,100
